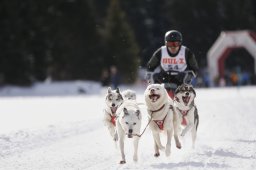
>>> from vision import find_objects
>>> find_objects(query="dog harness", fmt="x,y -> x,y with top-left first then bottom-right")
109,114 -> 116,126
151,104 -> 174,130
105,109 -> 117,126
153,114 -> 167,130
178,109 -> 189,126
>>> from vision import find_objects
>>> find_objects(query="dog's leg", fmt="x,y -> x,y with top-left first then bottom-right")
191,126 -> 197,149
113,129 -> 118,141
191,118 -> 198,149
173,111 -> 181,149
181,123 -> 193,136
165,129 -> 172,157
152,132 -> 165,158
133,137 -> 139,162
153,138 -> 160,157
103,114 -> 116,140
117,122 -> 126,164
107,125 -> 116,139
180,110 -> 194,137
191,107 -> 199,148
153,132 -> 165,150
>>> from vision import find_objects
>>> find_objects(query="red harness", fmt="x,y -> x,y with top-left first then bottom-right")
106,109 -> 117,126
110,114 -> 116,126
151,104 -> 174,130
153,114 -> 167,130
178,109 -> 189,126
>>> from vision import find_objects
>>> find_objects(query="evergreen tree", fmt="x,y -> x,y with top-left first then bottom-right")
103,0 -> 140,83
46,0 -> 101,80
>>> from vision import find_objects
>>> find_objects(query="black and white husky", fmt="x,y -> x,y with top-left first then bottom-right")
103,87 -> 123,141
174,84 -> 199,148
122,89 -> 137,101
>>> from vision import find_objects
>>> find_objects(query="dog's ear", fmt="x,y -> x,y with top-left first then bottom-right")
118,93 -> 123,100
116,88 -> 120,94
108,87 -> 112,93
136,110 -> 141,120
123,107 -> 129,116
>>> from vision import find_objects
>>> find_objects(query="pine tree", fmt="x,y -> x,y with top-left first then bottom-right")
103,0 -> 140,83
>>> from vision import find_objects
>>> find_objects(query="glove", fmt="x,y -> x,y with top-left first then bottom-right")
145,72 -> 153,83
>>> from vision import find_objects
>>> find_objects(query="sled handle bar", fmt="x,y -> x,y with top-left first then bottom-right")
183,70 -> 196,84
166,70 -> 196,84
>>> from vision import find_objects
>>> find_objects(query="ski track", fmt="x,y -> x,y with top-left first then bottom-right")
0,87 -> 256,169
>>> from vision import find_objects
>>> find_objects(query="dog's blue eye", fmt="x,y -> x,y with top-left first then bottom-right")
133,123 -> 136,125
125,122 -> 128,124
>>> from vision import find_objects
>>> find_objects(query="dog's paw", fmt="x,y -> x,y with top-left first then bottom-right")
176,142 -> 182,149
175,140 -> 182,149
165,145 -> 171,157
154,153 -> 160,157
165,149 -> 171,157
180,131 -> 186,137
119,160 -> 126,164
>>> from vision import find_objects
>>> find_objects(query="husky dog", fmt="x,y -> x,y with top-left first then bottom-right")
103,87 -> 123,141
122,89 -> 137,101
174,84 -> 199,148
116,100 -> 142,164
144,84 -> 181,157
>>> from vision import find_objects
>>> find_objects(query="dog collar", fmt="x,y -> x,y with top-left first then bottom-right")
151,104 -> 165,113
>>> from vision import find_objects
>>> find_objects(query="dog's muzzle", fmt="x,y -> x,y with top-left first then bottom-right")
182,96 -> 191,105
149,92 -> 160,102
128,129 -> 133,138
110,106 -> 117,113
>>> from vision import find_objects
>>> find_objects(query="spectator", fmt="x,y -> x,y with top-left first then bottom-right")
110,65 -> 120,89
100,68 -> 110,87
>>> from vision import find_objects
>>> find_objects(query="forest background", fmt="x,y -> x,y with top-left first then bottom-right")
0,0 -> 255,86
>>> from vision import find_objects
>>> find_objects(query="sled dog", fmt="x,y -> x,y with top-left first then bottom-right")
144,84 -> 181,157
103,87 -> 123,141
174,84 -> 199,148
122,89 -> 137,101
116,100 -> 142,164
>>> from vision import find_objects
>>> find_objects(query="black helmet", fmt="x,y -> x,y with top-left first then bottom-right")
165,30 -> 182,43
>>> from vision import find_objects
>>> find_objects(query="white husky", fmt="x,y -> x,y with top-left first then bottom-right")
174,84 -> 199,148
103,87 -> 123,141
144,84 -> 181,157
116,100 -> 142,164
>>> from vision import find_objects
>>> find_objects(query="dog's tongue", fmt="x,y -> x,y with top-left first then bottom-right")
111,107 -> 117,113
149,94 -> 160,102
182,96 -> 190,104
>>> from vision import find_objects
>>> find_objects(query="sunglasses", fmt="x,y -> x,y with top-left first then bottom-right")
166,41 -> 181,47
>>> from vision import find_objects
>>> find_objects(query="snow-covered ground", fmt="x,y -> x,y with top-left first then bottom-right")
0,82 -> 255,170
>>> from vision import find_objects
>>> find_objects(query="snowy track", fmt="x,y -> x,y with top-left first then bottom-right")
0,87 -> 256,170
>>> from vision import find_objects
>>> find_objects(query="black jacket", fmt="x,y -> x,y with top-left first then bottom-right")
146,46 -> 199,85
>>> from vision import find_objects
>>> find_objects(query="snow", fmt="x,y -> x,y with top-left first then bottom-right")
0,82 -> 256,170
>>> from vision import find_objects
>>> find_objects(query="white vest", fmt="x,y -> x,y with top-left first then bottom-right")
160,46 -> 187,72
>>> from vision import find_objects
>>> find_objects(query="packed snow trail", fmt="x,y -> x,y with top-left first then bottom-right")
0,87 -> 256,170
